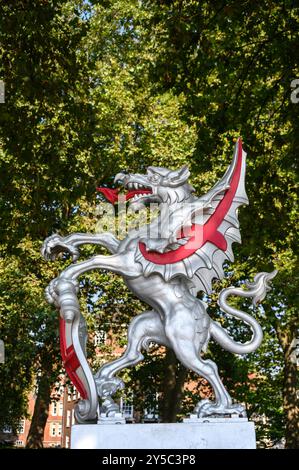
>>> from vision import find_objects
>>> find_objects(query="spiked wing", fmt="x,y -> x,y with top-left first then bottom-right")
135,139 -> 248,294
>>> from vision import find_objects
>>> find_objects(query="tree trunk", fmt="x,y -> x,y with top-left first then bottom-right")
160,349 -> 187,422
276,323 -> 299,449
26,344 -> 60,450
26,371 -> 52,448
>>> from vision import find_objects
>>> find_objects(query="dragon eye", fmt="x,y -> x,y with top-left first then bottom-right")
150,174 -> 160,183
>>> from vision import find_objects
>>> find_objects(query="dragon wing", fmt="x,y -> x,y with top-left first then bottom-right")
135,139 -> 248,294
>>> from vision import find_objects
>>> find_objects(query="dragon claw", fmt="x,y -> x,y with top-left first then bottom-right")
195,399 -> 247,418
41,234 -> 80,261
95,376 -> 125,398
100,396 -> 121,416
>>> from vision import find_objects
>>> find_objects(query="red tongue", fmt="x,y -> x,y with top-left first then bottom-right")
96,187 -> 151,204
96,187 -> 119,204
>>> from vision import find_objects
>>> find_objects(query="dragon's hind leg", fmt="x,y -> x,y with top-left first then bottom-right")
95,310 -> 170,414
165,310 -> 246,418
176,343 -> 245,417
192,358 -> 246,418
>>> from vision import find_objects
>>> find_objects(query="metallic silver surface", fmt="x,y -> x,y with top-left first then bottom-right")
42,140 -> 277,422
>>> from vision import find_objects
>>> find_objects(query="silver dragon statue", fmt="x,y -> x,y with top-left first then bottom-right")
41,139 -> 277,423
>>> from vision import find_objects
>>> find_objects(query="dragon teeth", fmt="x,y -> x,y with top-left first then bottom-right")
126,182 -> 149,190
132,193 -> 147,201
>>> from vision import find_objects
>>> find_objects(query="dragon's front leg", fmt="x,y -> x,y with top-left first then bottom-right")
51,251 -> 141,322
41,231 -> 120,261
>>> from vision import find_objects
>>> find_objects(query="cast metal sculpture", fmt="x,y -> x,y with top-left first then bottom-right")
41,139 -> 277,423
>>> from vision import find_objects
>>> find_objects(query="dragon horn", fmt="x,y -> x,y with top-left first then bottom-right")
167,165 -> 190,187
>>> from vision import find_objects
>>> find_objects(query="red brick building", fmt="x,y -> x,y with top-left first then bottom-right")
14,382 -> 78,448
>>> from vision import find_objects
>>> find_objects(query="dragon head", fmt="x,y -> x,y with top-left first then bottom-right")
112,165 -> 194,210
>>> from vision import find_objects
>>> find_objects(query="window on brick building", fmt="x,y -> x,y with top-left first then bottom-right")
58,401 -> 63,416
15,440 -> 24,447
57,424 -> 62,437
50,423 -> 56,437
66,410 -> 71,428
94,330 -> 107,346
52,401 -> 57,416
18,419 -> 25,434
120,399 -> 134,419
2,425 -> 12,433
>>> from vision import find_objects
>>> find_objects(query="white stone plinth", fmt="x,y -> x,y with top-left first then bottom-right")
71,420 -> 256,449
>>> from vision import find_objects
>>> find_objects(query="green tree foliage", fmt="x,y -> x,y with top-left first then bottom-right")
0,0 -> 298,448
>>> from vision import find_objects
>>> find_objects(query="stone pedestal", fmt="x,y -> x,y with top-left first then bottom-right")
71,419 -> 256,449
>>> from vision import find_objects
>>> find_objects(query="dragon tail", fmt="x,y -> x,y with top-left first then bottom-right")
210,270 -> 277,355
